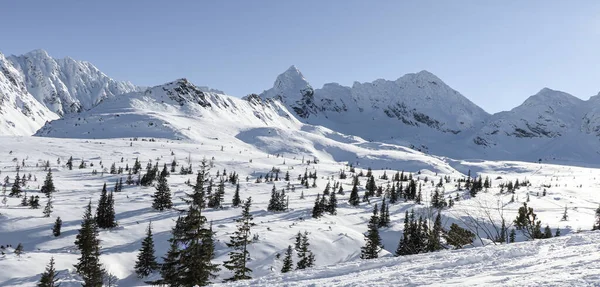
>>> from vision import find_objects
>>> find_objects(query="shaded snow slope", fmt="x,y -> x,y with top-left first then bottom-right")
8,49 -> 140,116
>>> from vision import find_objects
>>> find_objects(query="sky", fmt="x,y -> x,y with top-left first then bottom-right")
2,0 -> 600,113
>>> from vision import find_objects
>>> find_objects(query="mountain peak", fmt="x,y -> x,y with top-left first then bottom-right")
522,88 -> 582,108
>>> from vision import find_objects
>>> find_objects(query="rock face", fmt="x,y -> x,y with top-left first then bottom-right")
8,49 -> 139,116
0,52 -> 58,135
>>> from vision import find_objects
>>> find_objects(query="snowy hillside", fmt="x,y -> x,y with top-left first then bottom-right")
0,52 -> 58,135
222,231 -> 600,287
8,49 -> 139,116
1,135 -> 600,286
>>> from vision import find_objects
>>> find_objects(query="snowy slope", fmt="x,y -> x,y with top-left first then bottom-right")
8,49 -> 140,116
1,136 -> 600,286
222,231 -> 600,287
0,52 -> 58,135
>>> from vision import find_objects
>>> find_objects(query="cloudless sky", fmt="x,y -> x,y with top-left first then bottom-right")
3,0 -> 600,113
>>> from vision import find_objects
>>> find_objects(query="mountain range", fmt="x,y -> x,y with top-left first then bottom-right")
2,49 -> 600,165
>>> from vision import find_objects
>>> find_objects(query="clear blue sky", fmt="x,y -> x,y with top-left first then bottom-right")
3,0 -> 600,113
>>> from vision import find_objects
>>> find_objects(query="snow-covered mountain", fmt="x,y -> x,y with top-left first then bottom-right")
8,49 -> 139,116
0,52 -> 58,135
260,66 -> 490,137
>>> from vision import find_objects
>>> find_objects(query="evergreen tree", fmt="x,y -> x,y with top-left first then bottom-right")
152,175 -> 173,211
134,222 -> 159,278
43,196 -> 53,217
74,201 -> 104,287
30,195 -> 41,209
21,191 -> 28,206
281,245 -> 294,273
509,229 -> 516,243
443,223 -> 474,249
66,156 -> 73,170
378,199 -> 388,228
37,256 -> 59,287
555,228 -> 561,237
543,225 -> 553,238
97,184 -> 117,229
311,194 -> 324,218
427,212 -> 443,252
41,170 -> 56,197
295,231 -> 315,270
10,173 -> 21,197
176,159 -> 220,286
360,204 -> 382,259
52,217 -> 62,237
593,205 -> 600,231
160,240 -> 180,286
514,203 -> 543,240
348,179 -> 360,207
223,197 -> 255,282
232,183 -> 241,207
327,191 -> 337,215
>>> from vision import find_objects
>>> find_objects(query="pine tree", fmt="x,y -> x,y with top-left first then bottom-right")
152,175 -> 173,211
281,245 -> 294,273
74,201 -> 104,287
593,205 -> 600,231
43,196 -> 53,217
223,197 -> 255,282
312,194 -> 324,218
134,222 -> 159,278
30,195 -> 41,209
509,229 -> 516,243
360,204 -> 382,259
443,223 -> 474,249
555,227 -> 561,237
21,191 -> 28,206
52,217 -> 62,237
159,221 -> 182,286
348,179 -> 360,207
543,225 -> 553,238
295,231 -> 315,270
232,183 -> 241,207
427,212 -> 443,252
97,184 -> 117,229
37,256 -> 60,287
66,156 -> 73,170
41,170 -> 56,197
176,159 -> 220,286
378,199 -> 389,228
10,173 -> 21,197
327,191 -> 337,215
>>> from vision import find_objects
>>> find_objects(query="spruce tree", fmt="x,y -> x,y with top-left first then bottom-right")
41,170 -> 56,197
295,231 -> 315,270
232,183 -> 241,207
152,175 -> 173,211
543,225 -> 553,238
160,220 -> 183,286
176,159 -> 220,286
348,179 -> 360,207
43,196 -> 53,217
509,229 -> 516,243
593,205 -> 600,231
312,194 -> 324,218
281,245 -> 294,273
378,199 -> 389,228
52,217 -> 62,237
15,243 -> 24,257
10,173 -> 21,197
135,222 -> 159,278
327,191 -> 337,215
223,197 -> 255,282
427,212 -> 443,252
360,204 -> 382,259
37,256 -> 59,287
74,201 -> 104,287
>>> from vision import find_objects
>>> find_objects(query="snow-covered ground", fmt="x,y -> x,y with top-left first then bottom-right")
0,134 -> 599,286
222,231 -> 600,287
